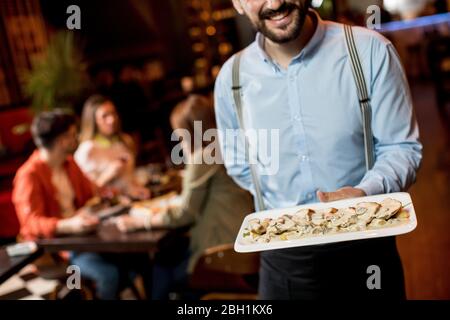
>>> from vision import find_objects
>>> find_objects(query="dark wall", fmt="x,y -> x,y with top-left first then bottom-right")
40,0 -> 193,75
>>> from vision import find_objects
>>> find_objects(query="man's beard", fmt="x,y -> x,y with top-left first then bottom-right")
253,1 -> 310,44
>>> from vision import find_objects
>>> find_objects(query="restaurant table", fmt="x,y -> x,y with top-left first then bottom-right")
0,246 -> 43,284
147,175 -> 182,197
36,223 -> 172,253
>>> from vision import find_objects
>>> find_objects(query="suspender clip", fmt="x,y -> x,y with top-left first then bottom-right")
359,98 -> 370,103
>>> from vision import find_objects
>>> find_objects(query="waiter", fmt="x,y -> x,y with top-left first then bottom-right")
214,0 -> 422,299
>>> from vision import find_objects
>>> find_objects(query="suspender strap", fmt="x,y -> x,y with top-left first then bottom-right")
232,52 -> 266,211
344,24 -> 375,171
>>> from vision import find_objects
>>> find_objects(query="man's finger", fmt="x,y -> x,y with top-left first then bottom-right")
317,190 -> 346,203
317,190 -> 330,202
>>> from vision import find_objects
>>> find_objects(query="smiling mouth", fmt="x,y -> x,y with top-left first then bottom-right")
262,4 -> 294,21
267,10 -> 291,21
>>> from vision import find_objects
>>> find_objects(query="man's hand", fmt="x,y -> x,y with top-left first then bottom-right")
317,187 -> 366,203
56,209 -> 99,235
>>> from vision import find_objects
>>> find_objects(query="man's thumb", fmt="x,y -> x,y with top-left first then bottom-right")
317,190 -> 329,202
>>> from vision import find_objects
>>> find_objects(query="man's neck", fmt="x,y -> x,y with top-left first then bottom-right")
264,13 -> 316,69
39,148 -> 66,169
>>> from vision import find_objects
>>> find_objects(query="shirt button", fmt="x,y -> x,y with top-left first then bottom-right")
294,114 -> 301,121
307,193 -> 314,200
299,154 -> 308,161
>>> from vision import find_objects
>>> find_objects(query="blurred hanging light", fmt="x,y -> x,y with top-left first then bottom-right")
384,0 -> 401,13
311,0 -> 324,8
206,25 -> 216,36
383,0 -> 430,18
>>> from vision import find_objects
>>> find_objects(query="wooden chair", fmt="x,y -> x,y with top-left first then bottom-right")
188,243 -> 260,300
35,253 -> 144,300
33,253 -> 95,300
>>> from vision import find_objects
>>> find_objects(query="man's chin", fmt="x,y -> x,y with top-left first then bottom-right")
257,8 -> 307,44
260,17 -> 302,43
262,27 -> 300,44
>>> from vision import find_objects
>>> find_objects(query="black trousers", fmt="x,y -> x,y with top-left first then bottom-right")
259,237 -> 405,300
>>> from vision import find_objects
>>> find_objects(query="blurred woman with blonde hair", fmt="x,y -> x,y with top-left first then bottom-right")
75,94 -> 149,199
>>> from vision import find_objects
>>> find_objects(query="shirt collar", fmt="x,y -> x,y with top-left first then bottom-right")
255,9 -> 326,66
32,149 -> 71,172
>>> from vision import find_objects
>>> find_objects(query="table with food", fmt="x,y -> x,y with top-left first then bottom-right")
37,166 -> 185,253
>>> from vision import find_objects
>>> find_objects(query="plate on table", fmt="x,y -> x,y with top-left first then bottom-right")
84,196 -> 131,222
94,204 -> 130,221
129,192 -> 181,218
234,192 -> 417,253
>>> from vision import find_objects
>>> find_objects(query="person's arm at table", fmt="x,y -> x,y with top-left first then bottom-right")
75,142 -> 127,188
55,209 -> 99,235
96,160 -> 127,187
115,164 -> 214,232
13,173 -> 98,238
164,163 -> 218,228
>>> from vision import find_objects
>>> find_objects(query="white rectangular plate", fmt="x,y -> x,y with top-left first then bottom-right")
234,192 -> 417,253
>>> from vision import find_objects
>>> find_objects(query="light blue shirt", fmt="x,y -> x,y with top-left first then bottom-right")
214,11 -> 422,210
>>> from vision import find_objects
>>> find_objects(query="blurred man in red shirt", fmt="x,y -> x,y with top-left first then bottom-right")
12,110 -> 122,299
13,111 -> 98,238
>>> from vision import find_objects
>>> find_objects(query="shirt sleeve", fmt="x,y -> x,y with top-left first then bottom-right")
12,172 -> 59,239
355,40 -> 423,195
214,59 -> 254,195
168,163 -> 217,227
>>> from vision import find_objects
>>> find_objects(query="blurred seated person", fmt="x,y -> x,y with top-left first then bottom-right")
75,95 -> 149,200
12,111 -> 129,299
114,95 -> 254,299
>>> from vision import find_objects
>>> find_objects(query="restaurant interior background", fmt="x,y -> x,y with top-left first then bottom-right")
0,0 -> 449,300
